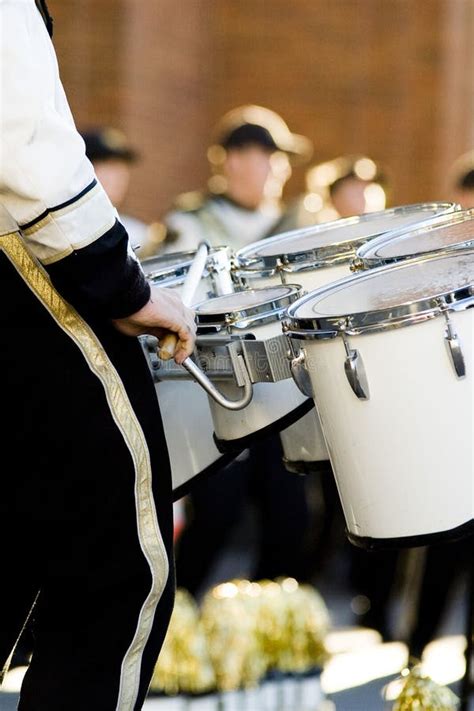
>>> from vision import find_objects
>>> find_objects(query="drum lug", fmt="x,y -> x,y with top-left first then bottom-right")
444,315 -> 466,378
438,299 -> 466,379
207,247 -> 235,296
341,333 -> 370,400
289,348 -> 315,398
350,256 -> 365,273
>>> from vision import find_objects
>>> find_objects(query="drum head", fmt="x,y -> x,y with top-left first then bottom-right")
286,250 -> 474,333
141,251 -> 196,282
357,208 -> 474,264
237,202 -> 458,267
195,284 -> 302,330
195,285 -> 294,313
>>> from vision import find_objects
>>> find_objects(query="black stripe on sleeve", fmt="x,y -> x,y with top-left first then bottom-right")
46,220 -> 151,320
20,180 -> 98,231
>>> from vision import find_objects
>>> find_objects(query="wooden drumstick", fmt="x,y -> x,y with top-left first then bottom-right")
157,332 -> 181,361
157,241 -> 209,361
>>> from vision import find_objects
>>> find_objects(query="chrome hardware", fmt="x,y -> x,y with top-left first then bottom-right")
443,311 -> 466,378
181,354 -> 253,410
350,257 -> 365,272
284,250 -> 474,339
341,333 -> 370,400
195,285 -> 303,333
206,246 -> 235,296
197,335 -> 293,383
289,349 -> 314,398
236,203 -> 458,272
142,337 -> 254,410
240,336 -> 292,382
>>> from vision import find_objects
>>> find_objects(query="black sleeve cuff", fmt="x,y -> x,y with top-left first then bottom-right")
46,220 -> 151,319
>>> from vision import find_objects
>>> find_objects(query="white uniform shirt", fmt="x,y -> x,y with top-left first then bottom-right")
161,196 -> 282,255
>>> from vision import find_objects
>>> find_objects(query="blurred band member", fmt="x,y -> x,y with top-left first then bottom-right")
156,106 -> 315,597
275,154 -> 389,233
448,149 -> 474,208
81,127 -> 167,253
139,104 -> 312,257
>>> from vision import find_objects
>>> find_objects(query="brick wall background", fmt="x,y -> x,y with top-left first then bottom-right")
49,0 -> 474,223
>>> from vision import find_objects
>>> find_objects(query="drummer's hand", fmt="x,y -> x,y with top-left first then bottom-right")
112,286 -> 197,364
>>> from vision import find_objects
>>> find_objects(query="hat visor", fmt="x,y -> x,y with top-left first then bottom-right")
275,133 -> 313,166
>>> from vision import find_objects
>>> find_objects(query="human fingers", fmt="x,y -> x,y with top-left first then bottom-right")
173,321 -> 196,364
156,318 -> 195,362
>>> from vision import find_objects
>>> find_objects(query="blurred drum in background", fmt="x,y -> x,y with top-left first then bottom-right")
352,206 -> 474,270
235,202 -> 459,472
283,249 -> 474,548
193,285 -> 312,452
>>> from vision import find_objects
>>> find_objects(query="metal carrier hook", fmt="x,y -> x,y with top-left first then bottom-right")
181,354 -> 253,410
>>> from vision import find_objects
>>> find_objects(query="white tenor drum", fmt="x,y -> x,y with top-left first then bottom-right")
284,249 -> 474,548
234,202 -> 459,292
235,202 -> 459,472
353,206 -> 474,270
141,247 -> 237,498
193,285 -> 313,451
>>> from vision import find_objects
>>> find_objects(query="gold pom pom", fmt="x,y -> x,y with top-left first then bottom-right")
150,588 -> 216,696
390,665 -> 459,710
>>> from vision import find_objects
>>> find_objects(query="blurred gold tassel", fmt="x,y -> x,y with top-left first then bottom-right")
150,588 -> 216,696
390,665 -> 459,710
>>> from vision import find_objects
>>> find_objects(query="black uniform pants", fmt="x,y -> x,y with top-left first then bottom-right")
0,234 -> 174,710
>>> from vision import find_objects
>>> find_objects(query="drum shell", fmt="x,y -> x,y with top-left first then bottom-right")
154,379 -> 227,496
201,320 -> 309,447
300,308 -> 474,543
236,262 -> 351,293
234,266 -> 346,462
279,408 -> 329,466
209,377 -> 309,446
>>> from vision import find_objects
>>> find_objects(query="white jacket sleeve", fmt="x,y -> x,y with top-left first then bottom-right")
0,0 -> 151,318
0,0 -> 116,265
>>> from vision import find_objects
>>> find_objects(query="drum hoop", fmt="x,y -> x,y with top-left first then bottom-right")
195,284 -> 303,332
236,202 -> 458,268
283,249 -> 474,338
148,271 -> 189,287
355,207 -> 474,268
232,265 -> 280,282
235,250 -> 357,280
142,245 -> 232,281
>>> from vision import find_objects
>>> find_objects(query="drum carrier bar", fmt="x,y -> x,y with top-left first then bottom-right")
142,284 -> 304,408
